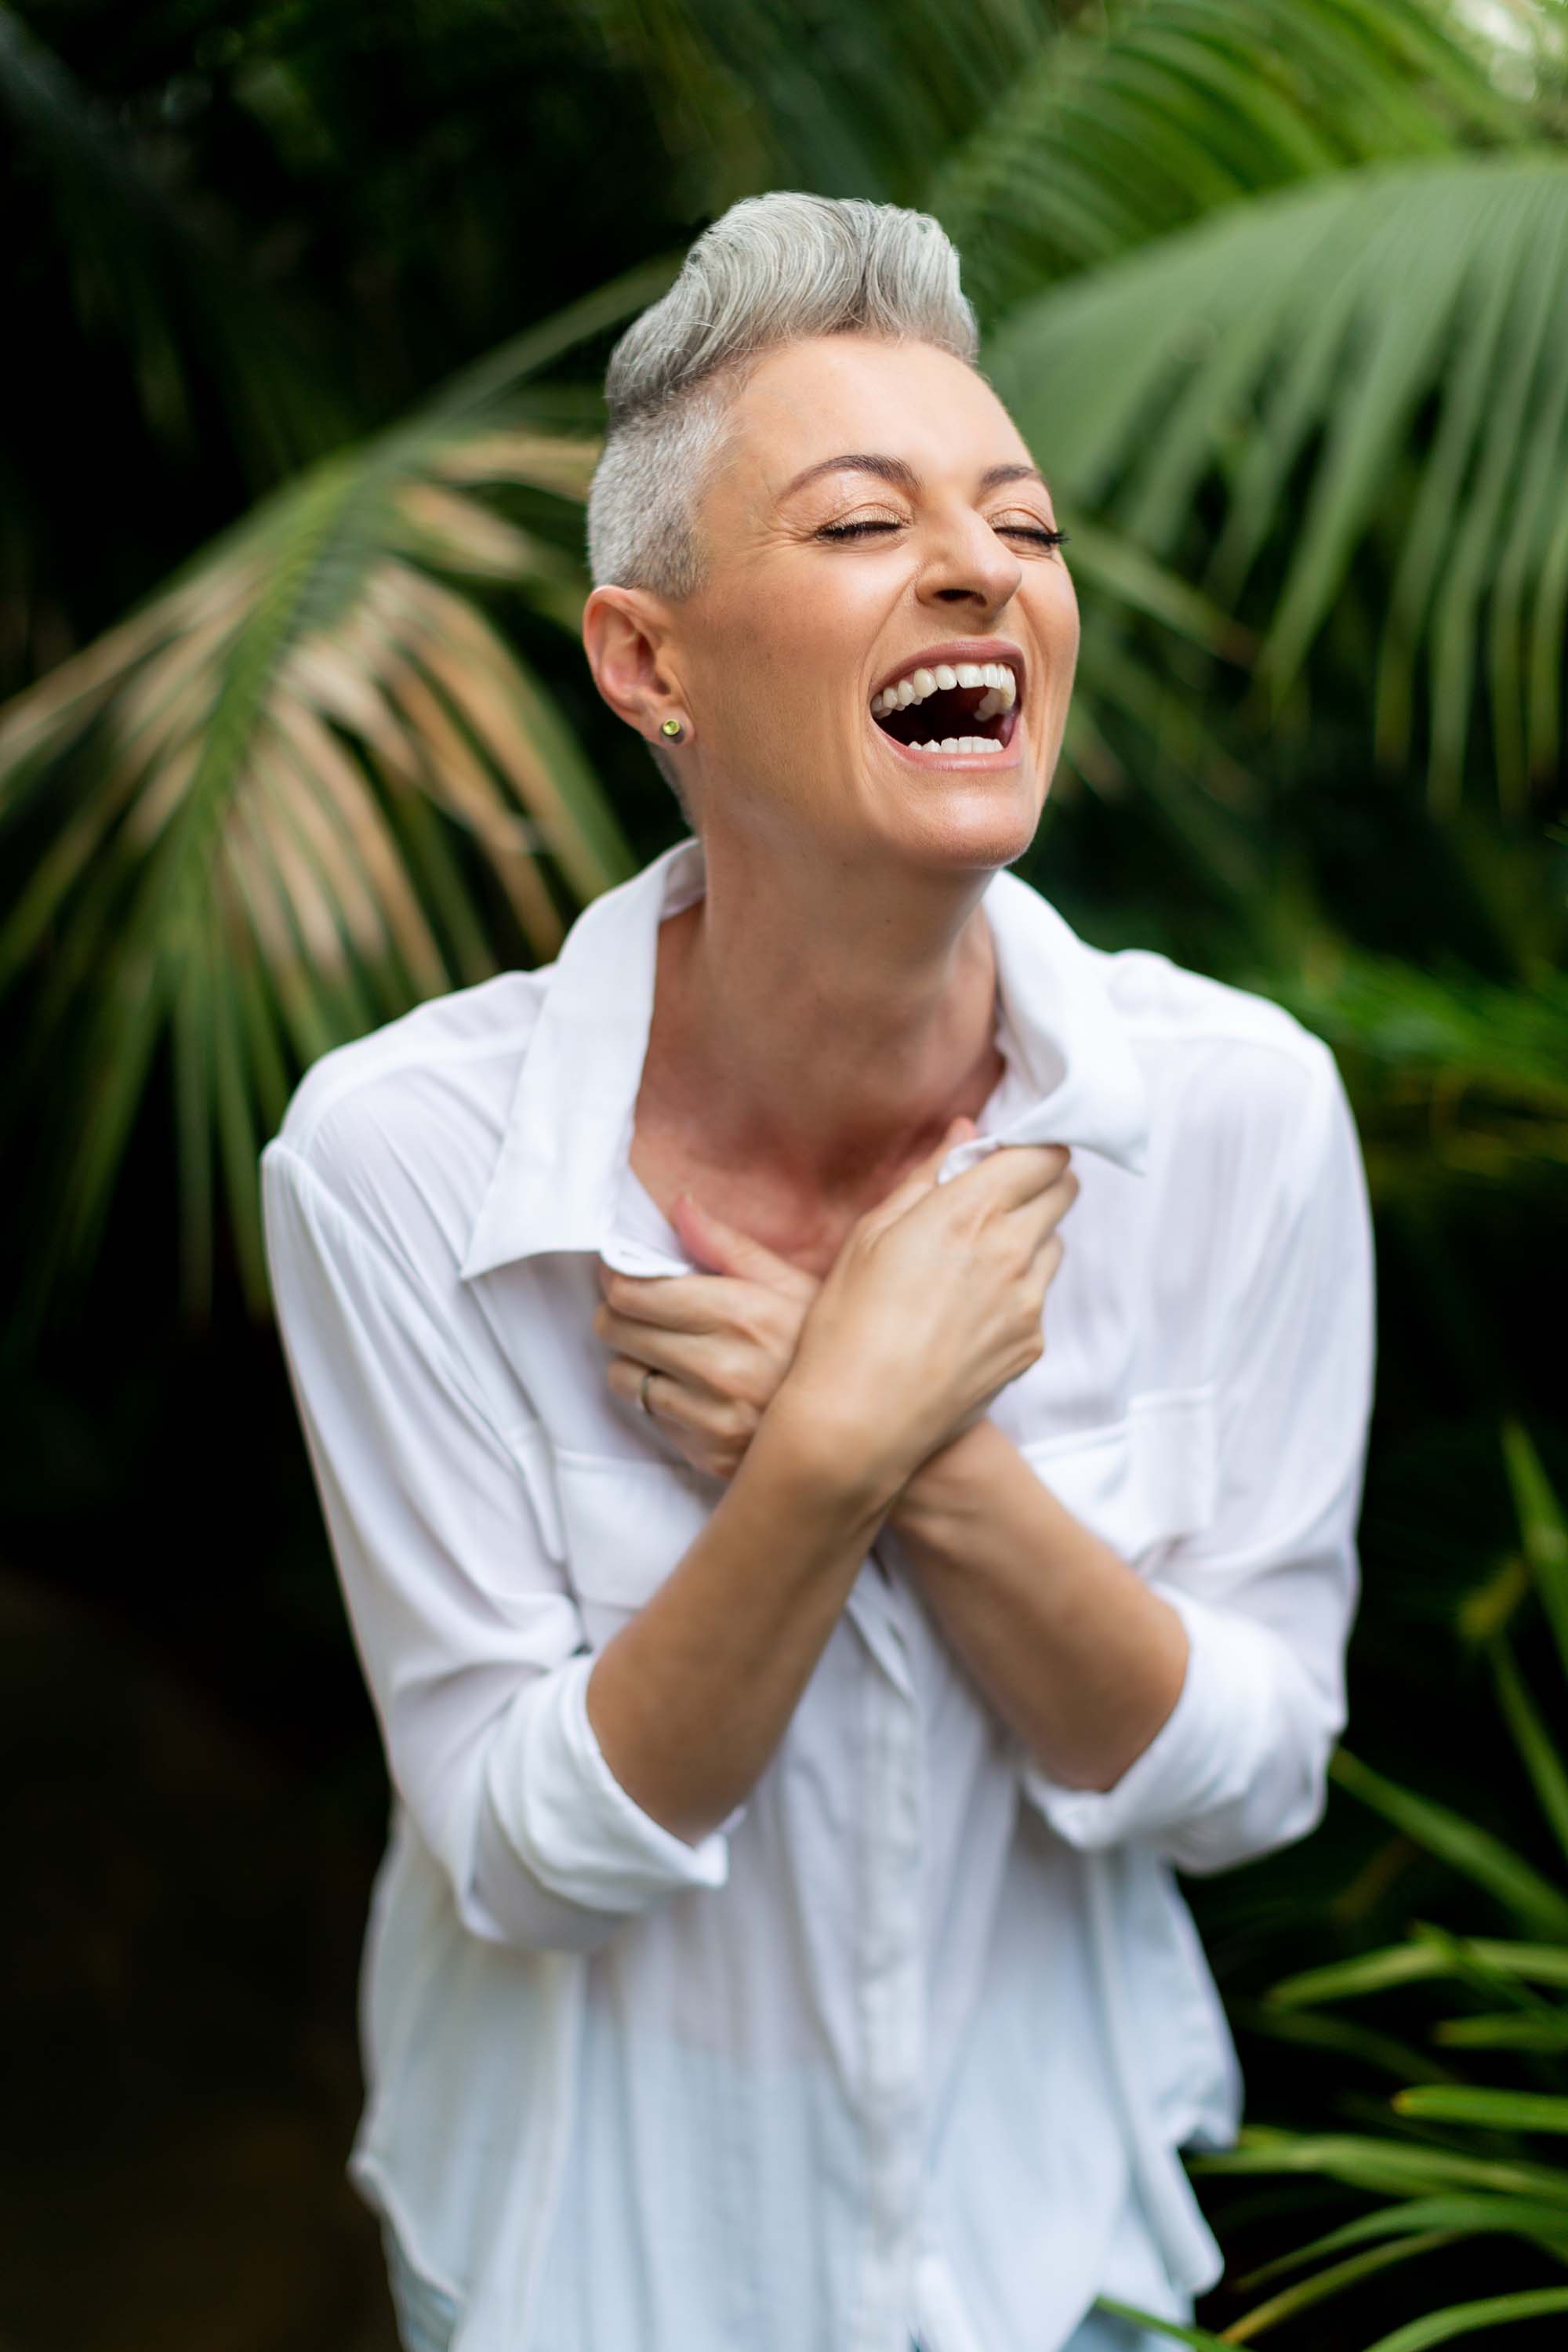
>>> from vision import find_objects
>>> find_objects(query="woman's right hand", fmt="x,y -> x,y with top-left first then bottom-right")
779,1120 -> 1079,1498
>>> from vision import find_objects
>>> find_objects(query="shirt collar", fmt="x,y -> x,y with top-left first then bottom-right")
459,832 -> 1149,1281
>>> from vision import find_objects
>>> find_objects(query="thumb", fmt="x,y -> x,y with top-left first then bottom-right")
670,1190 -> 817,1295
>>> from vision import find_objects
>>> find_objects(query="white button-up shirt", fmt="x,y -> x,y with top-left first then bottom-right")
260,832 -> 1375,2352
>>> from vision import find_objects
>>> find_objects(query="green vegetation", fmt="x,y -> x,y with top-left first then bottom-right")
2,2 -> 1564,2343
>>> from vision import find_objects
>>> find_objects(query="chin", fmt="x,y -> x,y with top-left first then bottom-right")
880,775 -> 1044,873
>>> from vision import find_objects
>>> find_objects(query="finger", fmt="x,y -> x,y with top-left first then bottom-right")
954,1140 -> 1073,1215
857,1115 -> 978,1238
593,1307 -> 739,1390
597,1263 -> 768,1334
671,1192 -> 818,1300
605,1355 -> 750,1469
605,1354 -> 703,1434
1005,1156 -> 1079,1234
1025,1221 -> 1067,1276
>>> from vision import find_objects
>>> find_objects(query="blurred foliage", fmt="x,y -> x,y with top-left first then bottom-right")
1,0 -> 1565,2344
1104,1427 -> 1568,2349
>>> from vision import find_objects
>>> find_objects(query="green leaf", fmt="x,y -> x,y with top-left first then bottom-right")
986,154 -> 1568,808
0,299 -> 640,1327
1489,1635 -> 1568,1871
1329,1750 -> 1568,1940
1267,1936 -> 1568,2010
1360,2286 -> 1568,2352
1501,1419 -> 1568,1686
1393,2088 -> 1568,2136
1236,2194 -> 1568,2290
1223,2229 -> 1456,2342
1232,1994 -> 1461,2085
1191,2126 -> 1568,2206
931,0 -> 1512,320
1434,2013 -> 1568,2052
1088,2298 -> 1234,2350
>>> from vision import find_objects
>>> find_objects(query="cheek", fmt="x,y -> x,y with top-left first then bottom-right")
695,597 -> 866,753
1034,580 -> 1080,696
1037,561 -> 1078,635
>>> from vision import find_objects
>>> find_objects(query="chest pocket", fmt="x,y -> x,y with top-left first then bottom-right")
543,1384 -> 1218,1649
1018,1384 -> 1218,1570
549,1447 -> 724,1646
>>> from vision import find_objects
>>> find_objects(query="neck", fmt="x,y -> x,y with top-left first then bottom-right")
644,826 -> 1006,1209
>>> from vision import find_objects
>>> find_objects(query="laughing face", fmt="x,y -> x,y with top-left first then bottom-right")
590,332 -> 1080,875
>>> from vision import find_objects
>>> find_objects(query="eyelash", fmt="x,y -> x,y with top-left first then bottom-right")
818,520 -> 1069,548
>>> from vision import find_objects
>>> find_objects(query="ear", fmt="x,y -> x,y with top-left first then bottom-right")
583,586 -> 686,740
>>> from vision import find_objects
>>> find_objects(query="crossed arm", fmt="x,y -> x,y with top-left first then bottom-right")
592,1049 -> 1374,1872
263,1046 -> 1371,1946
596,1208 -> 1190,1802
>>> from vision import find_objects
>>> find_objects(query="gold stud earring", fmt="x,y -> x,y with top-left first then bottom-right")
659,717 -> 684,742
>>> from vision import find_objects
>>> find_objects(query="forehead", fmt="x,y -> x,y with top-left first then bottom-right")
718,334 -> 1036,500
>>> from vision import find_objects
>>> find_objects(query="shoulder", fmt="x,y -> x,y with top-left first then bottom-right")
260,967 -> 552,1251
1098,941 -> 1341,1171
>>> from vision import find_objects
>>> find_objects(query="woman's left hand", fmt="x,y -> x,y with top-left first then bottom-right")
593,1120 -> 989,1487
594,1192 -> 822,1481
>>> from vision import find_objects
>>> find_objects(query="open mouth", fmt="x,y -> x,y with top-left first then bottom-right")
869,655 -> 1021,758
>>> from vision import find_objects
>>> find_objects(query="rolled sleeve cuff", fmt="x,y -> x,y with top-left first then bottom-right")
1018,1585 -> 1281,1856
485,1653 -> 745,1916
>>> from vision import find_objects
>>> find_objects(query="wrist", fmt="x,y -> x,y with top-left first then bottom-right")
887,1417 -> 1011,1543
764,1372 -> 913,1520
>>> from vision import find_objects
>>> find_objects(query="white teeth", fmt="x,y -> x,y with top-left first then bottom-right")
870,658 -> 1022,720
902,735 -> 997,757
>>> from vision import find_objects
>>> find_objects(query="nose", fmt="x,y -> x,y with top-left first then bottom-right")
916,503 -> 1024,617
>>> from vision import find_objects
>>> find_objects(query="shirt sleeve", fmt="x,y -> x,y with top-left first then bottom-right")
1019,1037 -> 1376,1874
260,1135 -> 742,1953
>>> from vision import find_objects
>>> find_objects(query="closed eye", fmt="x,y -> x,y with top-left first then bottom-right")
817,519 -> 1069,548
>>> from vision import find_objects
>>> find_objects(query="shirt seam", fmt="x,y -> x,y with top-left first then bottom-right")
281,994 -> 546,1156
264,1137 -> 542,1458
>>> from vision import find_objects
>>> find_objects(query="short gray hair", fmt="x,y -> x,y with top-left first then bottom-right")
587,193 -> 978,601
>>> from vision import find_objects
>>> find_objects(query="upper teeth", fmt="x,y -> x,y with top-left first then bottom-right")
872,660 -> 1017,719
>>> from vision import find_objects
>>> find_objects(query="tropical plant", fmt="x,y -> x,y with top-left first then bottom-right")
1094,1421 -> 1568,2349
4,0 -> 1562,1334
2,0 -> 1566,2337
0,268 -> 690,1326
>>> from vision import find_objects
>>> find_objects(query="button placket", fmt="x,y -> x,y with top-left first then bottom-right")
854,1574 -> 926,2350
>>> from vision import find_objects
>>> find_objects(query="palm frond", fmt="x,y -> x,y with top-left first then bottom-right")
1199,1438 -> 1568,2341
1251,938 -> 1568,1184
934,0 -> 1517,320
985,153 -> 1568,811
0,284 -> 662,1328
584,0 -> 1058,207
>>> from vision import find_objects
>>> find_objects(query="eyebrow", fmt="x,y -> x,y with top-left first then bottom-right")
779,454 -> 1054,502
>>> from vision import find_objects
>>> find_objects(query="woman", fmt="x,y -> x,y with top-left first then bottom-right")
262,193 -> 1376,2352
